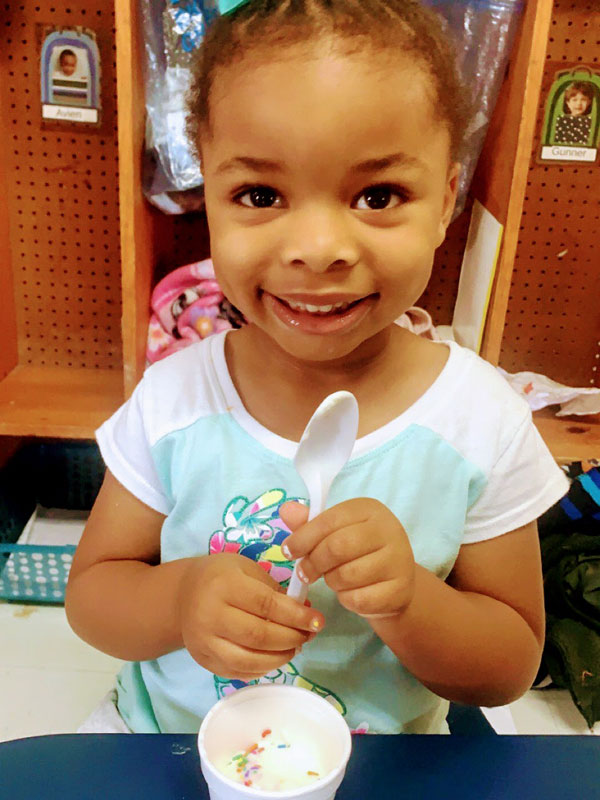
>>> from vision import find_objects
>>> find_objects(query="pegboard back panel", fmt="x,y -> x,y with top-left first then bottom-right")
500,0 -> 600,386
0,0 -> 122,371
0,94 -> 19,382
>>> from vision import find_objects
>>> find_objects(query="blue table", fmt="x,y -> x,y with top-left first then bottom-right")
1,733 -> 598,799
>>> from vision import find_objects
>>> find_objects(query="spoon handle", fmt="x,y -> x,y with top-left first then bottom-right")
286,490 -> 322,603
286,560 -> 309,603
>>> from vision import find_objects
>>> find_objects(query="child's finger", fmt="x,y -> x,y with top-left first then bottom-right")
282,499 -> 373,562
210,636 -> 299,679
318,549 -> 390,592
221,605 -> 311,652
232,571 -> 325,634
297,521 -> 377,584
337,579 -> 409,618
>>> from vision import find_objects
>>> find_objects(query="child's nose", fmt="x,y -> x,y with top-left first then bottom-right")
280,205 -> 359,274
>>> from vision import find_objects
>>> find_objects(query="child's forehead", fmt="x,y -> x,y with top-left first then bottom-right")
204,50 -> 450,174
214,38 -> 427,86
209,46 -> 437,130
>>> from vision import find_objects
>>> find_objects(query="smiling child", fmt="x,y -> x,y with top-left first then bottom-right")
66,0 -> 568,735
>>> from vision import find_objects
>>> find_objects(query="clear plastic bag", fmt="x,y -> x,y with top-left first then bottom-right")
140,0 -> 524,215
423,0 -> 524,216
140,0 -> 217,213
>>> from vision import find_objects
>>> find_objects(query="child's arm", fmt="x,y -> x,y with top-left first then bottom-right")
369,523 -> 544,707
65,471 -> 323,680
280,499 -> 544,707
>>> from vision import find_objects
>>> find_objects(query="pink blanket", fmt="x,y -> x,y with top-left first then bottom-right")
146,259 -> 245,364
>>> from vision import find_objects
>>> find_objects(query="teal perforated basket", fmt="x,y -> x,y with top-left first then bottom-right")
0,544 -> 77,604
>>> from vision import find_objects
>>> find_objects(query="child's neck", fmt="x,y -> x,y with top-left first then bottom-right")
225,324 -> 449,441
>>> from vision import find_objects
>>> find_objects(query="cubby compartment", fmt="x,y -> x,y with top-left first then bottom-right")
0,0 -> 123,438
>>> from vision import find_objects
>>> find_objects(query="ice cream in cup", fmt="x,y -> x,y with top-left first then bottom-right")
198,684 -> 352,800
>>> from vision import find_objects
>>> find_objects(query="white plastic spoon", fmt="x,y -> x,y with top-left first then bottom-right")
286,391 -> 359,603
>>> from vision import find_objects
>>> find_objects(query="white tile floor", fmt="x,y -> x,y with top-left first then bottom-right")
1,511 -> 598,742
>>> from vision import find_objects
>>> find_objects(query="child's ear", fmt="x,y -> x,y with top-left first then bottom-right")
436,162 -> 461,246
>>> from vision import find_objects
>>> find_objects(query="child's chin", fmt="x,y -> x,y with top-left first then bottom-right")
273,328 -> 375,366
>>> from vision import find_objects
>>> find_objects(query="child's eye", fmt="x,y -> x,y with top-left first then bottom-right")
235,186 -> 282,208
353,185 -> 406,211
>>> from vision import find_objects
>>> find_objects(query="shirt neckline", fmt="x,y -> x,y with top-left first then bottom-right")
210,330 -> 462,461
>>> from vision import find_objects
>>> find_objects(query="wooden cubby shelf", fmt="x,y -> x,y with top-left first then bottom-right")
0,0 -> 598,458
533,409 -> 600,465
0,366 -> 123,439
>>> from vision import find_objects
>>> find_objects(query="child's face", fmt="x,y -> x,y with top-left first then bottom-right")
566,91 -> 590,116
60,53 -> 77,76
200,46 -> 459,365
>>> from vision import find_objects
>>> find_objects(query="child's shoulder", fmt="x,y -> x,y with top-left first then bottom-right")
135,333 -> 230,434
144,334 -> 217,380
399,331 -> 525,421
422,340 -> 533,466
443,340 -> 528,417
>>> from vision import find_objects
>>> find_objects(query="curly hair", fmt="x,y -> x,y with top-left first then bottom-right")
187,0 -> 471,162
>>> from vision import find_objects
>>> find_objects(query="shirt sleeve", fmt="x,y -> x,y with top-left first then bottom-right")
462,410 -> 569,544
96,378 -> 170,516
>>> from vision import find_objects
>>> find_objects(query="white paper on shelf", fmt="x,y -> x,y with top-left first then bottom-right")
451,200 -> 504,354
498,369 -> 600,416
435,325 -> 455,342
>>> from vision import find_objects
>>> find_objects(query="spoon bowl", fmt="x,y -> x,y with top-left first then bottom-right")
287,391 -> 359,602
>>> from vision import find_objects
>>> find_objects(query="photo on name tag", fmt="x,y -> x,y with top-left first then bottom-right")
40,27 -> 101,126
538,64 -> 600,165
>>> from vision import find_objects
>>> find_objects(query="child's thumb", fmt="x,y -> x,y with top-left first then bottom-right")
280,500 -> 309,531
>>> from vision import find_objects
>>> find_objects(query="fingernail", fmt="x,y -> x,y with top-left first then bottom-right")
309,617 -> 322,632
281,542 -> 292,559
297,564 -> 308,583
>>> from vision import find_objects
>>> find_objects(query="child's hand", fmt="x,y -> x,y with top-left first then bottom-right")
178,552 -> 324,680
280,499 -> 415,620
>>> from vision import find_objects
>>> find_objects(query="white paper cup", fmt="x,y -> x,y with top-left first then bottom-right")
198,684 -> 352,800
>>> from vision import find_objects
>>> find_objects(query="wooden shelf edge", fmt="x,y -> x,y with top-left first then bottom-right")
0,365 -> 124,439
116,0 -> 155,396
533,408 -> 600,464
480,0 -> 554,365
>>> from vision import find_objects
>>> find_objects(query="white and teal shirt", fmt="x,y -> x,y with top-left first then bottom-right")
96,331 -> 568,734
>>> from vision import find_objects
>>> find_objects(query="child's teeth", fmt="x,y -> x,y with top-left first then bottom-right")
287,300 -> 350,313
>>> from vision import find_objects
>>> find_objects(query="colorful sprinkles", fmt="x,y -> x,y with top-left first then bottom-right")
225,729 -> 320,788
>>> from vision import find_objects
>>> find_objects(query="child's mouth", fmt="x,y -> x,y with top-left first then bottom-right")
265,292 -> 375,335
284,298 -> 361,316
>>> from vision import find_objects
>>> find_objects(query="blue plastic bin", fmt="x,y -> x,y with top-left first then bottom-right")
0,543 -> 77,604
0,439 -> 103,604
